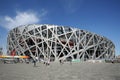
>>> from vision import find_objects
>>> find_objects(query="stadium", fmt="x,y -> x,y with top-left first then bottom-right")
7,24 -> 115,62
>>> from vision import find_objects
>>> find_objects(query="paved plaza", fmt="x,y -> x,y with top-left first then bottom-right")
0,62 -> 120,80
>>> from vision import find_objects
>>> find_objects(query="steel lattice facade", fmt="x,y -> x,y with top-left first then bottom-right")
7,24 -> 115,62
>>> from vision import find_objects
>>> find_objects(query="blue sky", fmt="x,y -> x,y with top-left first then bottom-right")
0,0 -> 120,55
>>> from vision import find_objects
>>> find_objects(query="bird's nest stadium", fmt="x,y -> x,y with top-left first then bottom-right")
7,24 -> 115,62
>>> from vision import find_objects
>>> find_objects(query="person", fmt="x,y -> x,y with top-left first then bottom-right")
47,59 -> 50,66
33,59 -> 36,67
70,58 -> 72,65
59,60 -> 62,64
45,58 -> 50,66
3,60 -> 6,64
59,59 -> 64,64
26,60 -> 29,64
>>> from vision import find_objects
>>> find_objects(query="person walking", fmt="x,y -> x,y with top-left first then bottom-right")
33,59 -> 36,67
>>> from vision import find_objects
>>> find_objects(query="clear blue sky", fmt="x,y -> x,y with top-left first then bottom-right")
0,0 -> 120,55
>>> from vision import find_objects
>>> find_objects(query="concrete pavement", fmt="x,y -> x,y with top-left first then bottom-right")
0,62 -> 120,80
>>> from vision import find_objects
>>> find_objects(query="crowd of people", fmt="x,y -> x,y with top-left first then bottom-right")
0,56 -> 73,67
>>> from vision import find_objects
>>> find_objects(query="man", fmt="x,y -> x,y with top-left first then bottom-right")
33,59 -> 36,67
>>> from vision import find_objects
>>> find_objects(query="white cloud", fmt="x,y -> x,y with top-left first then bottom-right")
0,10 -> 47,30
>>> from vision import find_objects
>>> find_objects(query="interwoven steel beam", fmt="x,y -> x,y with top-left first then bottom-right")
7,24 -> 115,62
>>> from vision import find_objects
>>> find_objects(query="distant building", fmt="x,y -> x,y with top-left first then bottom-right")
0,47 -> 3,55
116,55 -> 120,59
7,24 -> 115,62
